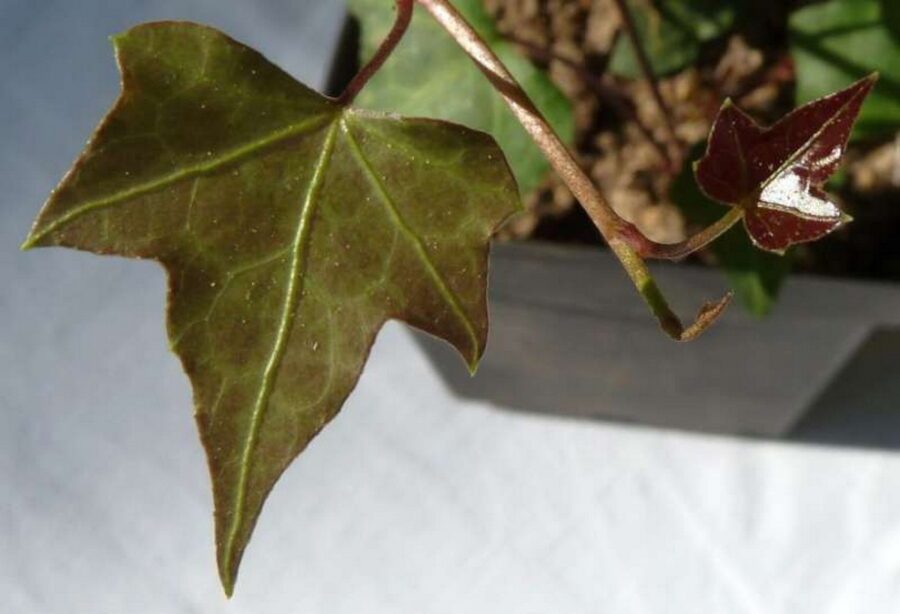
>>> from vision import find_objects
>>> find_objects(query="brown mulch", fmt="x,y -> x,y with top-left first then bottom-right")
484,0 -> 900,280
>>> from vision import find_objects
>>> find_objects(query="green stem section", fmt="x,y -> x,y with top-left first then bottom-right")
610,238 -> 732,341
415,0 -> 731,340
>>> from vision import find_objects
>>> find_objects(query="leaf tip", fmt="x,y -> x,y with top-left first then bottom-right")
466,355 -> 481,377
675,291 -> 733,342
221,577 -> 236,600
20,228 -> 43,251
21,223 -> 51,250
108,31 -> 127,48
217,552 -> 239,599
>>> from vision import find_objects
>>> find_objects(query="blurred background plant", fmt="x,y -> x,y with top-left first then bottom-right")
347,0 -> 900,316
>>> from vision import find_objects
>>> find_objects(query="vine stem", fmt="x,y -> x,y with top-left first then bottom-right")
610,0 -> 681,160
498,31 -> 746,258
337,0 -> 414,105
622,207 -> 744,261
606,1 -> 750,259
416,0 -> 625,240
353,0 -> 733,339
500,32 -> 674,170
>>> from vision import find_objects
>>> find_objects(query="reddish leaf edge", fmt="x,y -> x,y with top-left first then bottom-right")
692,73 -> 878,255
20,18 -> 521,597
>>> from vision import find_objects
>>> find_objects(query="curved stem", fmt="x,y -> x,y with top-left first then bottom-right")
621,208 -> 744,261
416,0 -> 731,340
416,0 -> 625,239
616,246 -> 733,341
501,30 -> 741,259
337,0 -> 414,105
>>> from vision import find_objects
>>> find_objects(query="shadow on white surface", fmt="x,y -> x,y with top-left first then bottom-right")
4,2 -> 900,613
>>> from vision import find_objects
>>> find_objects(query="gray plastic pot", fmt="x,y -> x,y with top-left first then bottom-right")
414,241 -> 900,444
327,13 -> 900,446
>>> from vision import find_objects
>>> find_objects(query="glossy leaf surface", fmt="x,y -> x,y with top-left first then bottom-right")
348,0 -> 574,195
695,76 -> 875,254
672,146 -> 789,317
23,22 -> 520,594
791,0 -> 900,140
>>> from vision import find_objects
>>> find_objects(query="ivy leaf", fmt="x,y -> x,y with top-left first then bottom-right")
348,0 -> 574,196
672,145 -> 789,317
694,75 -> 876,254
790,0 -> 900,140
609,0 -> 736,78
22,22 -> 519,595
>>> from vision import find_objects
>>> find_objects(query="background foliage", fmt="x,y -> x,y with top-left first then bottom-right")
351,0 -> 900,316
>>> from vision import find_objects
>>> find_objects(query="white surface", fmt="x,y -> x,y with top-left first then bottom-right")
3,1 -> 900,612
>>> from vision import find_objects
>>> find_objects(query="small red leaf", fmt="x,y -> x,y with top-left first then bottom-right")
695,74 -> 876,253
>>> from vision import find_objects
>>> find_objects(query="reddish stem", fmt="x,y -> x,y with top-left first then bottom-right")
342,0 -> 734,338
621,208 -> 744,261
500,30 -> 741,260
415,0 -> 732,339
415,0 -> 626,239
503,33 -> 675,171
337,0 -> 414,105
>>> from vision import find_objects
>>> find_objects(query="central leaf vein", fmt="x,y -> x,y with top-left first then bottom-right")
221,120 -> 339,575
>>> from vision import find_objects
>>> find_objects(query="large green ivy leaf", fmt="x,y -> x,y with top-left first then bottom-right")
348,0 -> 573,196
23,22 -> 519,595
790,0 -> 900,139
609,0 -> 736,78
